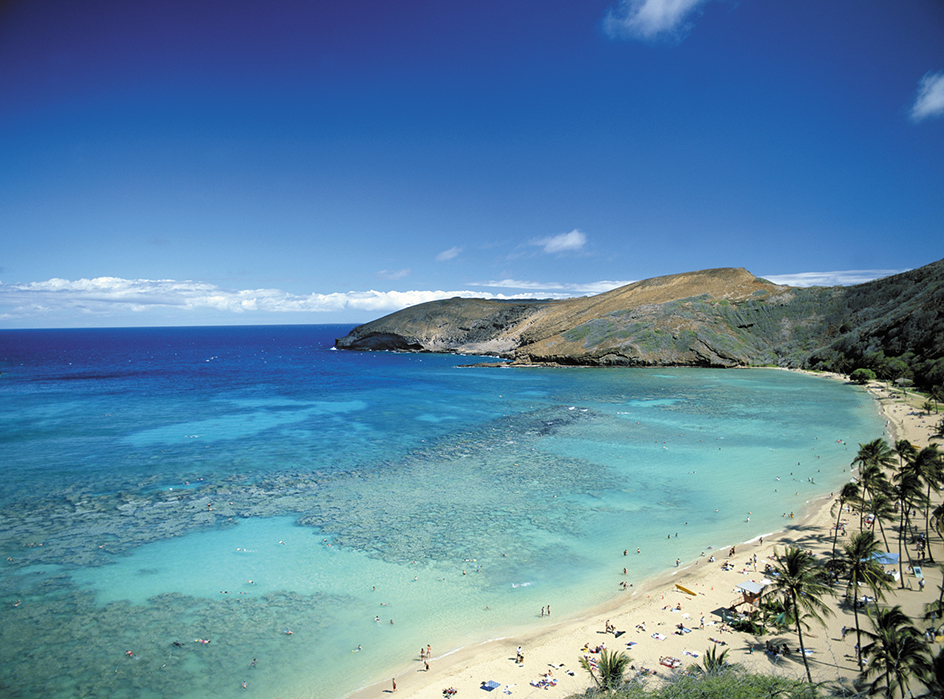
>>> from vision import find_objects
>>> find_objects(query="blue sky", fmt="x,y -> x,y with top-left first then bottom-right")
1,0 -> 942,328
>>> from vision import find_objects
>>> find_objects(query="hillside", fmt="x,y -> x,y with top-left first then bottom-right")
335,259 -> 944,387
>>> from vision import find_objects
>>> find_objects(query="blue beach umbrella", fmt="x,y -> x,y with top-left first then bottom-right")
869,552 -> 899,565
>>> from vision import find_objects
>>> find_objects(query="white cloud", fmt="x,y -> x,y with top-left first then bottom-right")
0,277 -> 578,324
910,71 -> 944,122
761,269 -> 906,287
377,268 -> 411,281
603,0 -> 709,41
436,246 -> 462,261
475,278 -> 633,294
534,229 -> 587,254
1,270 -> 907,327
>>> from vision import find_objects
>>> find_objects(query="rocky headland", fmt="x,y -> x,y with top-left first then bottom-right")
335,259 -> 944,377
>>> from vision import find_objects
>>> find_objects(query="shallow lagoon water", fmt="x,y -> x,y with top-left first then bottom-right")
0,325 -> 885,698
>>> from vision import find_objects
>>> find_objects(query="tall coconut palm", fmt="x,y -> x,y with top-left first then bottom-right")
768,546 -> 834,683
860,605 -> 931,699
857,463 -> 891,531
931,385 -> 944,414
915,647 -> 944,698
854,438 -> 897,476
869,491 -> 898,553
907,445 -> 943,562
893,468 -> 927,587
852,438 -> 895,528
831,481 -> 860,556
894,439 -> 917,473
923,563 -> 944,625
841,530 -> 894,671
933,502 -> 944,543
579,648 -> 631,693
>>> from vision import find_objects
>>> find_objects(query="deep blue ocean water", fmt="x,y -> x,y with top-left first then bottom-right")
0,325 -> 886,698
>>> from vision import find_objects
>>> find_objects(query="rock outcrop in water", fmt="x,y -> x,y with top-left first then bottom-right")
335,259 -> 944,382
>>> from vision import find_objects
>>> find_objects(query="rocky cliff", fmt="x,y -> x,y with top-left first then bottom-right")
335,259 -> 944,380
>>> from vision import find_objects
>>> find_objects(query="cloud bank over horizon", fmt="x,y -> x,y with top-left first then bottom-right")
761,269 -> 908,288
0,268 -> 906,327
0,277 -> 579,327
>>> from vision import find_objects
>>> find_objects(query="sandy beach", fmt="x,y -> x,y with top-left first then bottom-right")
347,373 -> 942,699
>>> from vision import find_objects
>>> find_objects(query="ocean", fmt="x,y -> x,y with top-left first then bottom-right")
0,324 -> 885,698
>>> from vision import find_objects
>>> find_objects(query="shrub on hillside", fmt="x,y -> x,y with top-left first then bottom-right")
850,368 -> 876,384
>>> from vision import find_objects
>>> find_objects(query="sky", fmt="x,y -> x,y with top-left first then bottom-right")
1,0 -> 942,328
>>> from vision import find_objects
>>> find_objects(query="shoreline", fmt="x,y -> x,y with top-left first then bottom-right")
345,372 -> 940,699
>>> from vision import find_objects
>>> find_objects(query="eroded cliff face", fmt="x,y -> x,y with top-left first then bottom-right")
335,268 -> 786,366
334,297 -> 550,356
334,260 -> 944,371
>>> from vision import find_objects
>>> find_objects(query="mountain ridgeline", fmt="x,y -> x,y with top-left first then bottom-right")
335,259 -> 944,389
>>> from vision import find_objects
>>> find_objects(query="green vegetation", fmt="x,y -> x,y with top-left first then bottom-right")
860,606 -> 932,698
767,546 -> 835,683
580,648 -> 632,693
565,436 -> 944,698
341,258 -> 944,385
568,666 -> 822,698
839,531 -> 893,670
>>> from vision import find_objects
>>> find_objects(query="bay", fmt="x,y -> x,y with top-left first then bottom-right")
0,325 -> 884,698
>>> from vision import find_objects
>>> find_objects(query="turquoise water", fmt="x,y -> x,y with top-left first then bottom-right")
0,326 -> 885,698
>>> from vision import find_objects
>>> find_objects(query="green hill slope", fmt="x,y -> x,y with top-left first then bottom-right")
335,258 -> 944,389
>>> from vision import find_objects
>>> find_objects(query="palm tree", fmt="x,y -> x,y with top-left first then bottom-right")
831,481 -> 860,556
893,468 -> 927,586
857,463 -> 891,531
931,385 -> 944,414
933,502 -> 944,544
768,546 -> 834,683
860,605 -> 931,699
895,439 -> 918,473
579,648 -> 631,693
699,645 -> 731,675
854,438 -> 897,477
923,563 -> 944,626
869,491 -> 898,553
841,530 -> 894,671
915,647 -> 944,698
907,445 -> 943,562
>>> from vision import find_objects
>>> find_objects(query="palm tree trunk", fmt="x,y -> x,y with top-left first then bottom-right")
852,593 -> 863,671
925,483 -> 935,563
794,603 -> 812,683
898,506 -> 906,588
876,516 -> 891,552
939,564 -> 944,606
832,505 -> 843,557
904,510 -> 916,579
